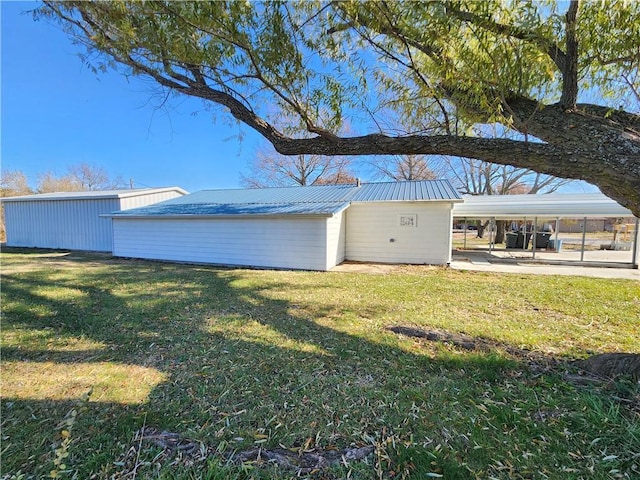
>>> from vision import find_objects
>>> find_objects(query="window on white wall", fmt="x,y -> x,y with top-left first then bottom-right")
399,214 -> 417,227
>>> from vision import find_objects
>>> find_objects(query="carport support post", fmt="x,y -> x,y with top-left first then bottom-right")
463,218 -> 467,249
532,217 -> 538,259
554,218 -> 560,251
580,217 -> 587,262
523,217 -> 527,252
489,217 -> 495,253
632,217 -> 639,269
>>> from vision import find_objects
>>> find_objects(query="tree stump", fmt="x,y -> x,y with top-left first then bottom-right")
575,353 -> 640,381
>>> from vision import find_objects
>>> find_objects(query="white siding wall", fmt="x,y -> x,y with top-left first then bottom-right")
345,202 -> 453,265
325,211 -> 346,269
112,216 -> 331,270
3,190 -> 185,252
4,199 -> 120,251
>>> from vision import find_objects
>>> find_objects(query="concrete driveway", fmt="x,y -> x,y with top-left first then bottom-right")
332,255 -> 639,280
450,251 -> 639,280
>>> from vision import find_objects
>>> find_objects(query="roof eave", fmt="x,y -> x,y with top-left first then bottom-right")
1,187 -> 187,202
104,212 -> 337,219
350,198 -> 463,204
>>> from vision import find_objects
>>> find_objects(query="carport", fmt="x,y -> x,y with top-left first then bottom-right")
452,193 -> 639,269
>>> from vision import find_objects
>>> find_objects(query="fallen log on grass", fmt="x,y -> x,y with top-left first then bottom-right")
575,353 -> 640,381
233,444 -> 374,473
387,325 -> 640,381
116,427 -> 374,477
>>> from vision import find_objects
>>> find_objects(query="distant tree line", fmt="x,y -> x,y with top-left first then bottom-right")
1,163 -> 125,197
242,149 -> 572,191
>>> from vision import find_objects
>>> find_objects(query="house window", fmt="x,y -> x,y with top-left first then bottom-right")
399,214 -> 417,227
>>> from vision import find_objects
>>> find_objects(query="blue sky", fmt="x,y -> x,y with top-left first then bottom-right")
1,2 -> 597,195
2,1 -> 266,192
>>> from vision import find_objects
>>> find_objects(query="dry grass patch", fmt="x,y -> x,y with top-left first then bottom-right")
2,361 -> 166,404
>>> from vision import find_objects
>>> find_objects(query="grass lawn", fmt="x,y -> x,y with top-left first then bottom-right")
1,249 -> 639,479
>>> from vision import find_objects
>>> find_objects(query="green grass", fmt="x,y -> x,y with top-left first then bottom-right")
1,249 -> 639,479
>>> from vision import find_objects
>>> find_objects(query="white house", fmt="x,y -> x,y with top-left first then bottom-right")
2,187 -> 187,252
108,180 -> 463,270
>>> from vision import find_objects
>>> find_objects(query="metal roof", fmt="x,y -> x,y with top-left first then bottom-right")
161,184 -> 358,205
351,180 -> 461,202
1,187 -> 188,202
452,193 -> 635,219
109,202 -> 350,217
109,180 -> 461,218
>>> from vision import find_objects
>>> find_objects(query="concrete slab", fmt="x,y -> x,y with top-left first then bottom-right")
332,258 -> 639,280
450,254 -> 639,280
330,262 -> 403,274
465,254 -> 492,265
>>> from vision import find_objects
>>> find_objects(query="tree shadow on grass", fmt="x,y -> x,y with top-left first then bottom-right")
1,252 -> 637,479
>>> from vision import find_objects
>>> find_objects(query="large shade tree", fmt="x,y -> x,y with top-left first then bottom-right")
38,1 -> 640,215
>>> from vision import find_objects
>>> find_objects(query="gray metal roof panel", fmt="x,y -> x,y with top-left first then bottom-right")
110,202 -> 350,217
162,184 -> 358,205
153,180 -> 460,206
108,180 -> 460,217
351,180 -> 461,202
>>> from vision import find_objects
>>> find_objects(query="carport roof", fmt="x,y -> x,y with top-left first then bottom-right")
452,193 -> 635,219
109,180 -> 461,217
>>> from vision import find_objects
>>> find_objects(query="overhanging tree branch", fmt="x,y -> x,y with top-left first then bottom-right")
38,1 -> 640,216
444,4 -> 568,72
